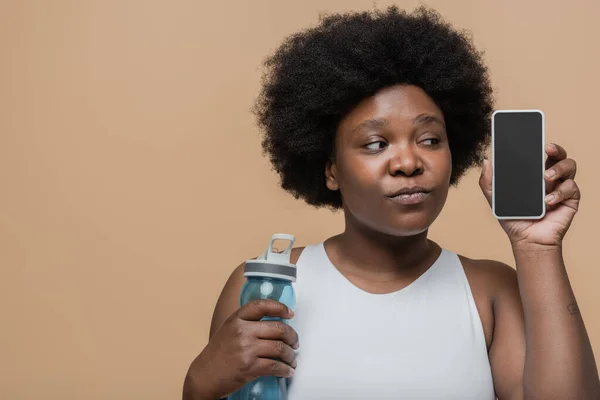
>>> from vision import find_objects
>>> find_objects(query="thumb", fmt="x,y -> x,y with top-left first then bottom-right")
479,158 -> 492,207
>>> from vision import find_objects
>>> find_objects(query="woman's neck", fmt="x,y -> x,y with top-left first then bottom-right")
324,217 -> 440,282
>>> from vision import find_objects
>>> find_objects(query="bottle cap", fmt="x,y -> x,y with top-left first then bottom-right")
244,233 -> 296,282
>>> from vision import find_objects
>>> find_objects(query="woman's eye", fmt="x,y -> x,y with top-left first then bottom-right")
422,138 -> 440,146
365,141 -> 386,150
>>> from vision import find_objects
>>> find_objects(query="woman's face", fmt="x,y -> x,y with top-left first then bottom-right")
326,84 -> 452,236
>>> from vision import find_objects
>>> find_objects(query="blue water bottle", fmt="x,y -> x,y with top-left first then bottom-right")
228,233 -> 297,400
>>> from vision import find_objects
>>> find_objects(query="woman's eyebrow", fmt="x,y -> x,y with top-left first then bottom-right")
350,113 -> 445,135
350,118 -> 388,134
413,113 -> 446,128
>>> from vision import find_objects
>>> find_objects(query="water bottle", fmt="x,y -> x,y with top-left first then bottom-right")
228,233 -> 297,400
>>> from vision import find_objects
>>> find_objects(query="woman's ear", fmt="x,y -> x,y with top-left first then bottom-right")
325,160 -> 339,191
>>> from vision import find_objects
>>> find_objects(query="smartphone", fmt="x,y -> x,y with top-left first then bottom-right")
492,109 -> 545,219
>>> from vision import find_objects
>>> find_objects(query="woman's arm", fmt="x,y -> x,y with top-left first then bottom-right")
183,262 -> 246,400
513,244 -> 599,399
480,143 -> 600,399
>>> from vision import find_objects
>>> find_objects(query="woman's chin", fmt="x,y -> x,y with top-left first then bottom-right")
382,225 -> 430,237
378,214 -> 436,237
347,204 -> 441,238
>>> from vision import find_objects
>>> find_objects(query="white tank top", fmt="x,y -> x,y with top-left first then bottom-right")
286,242 -> 496,399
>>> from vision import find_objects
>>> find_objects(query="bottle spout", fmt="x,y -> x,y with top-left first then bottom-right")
264,233 -> 295,264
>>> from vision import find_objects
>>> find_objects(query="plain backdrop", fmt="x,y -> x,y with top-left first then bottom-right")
1,0 -> 599,398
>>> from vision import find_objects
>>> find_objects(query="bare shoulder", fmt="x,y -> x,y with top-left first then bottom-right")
208,247 -> 306,338
458,254 -> 519,304
289,246 -> 306,264
455,253 -> 522,352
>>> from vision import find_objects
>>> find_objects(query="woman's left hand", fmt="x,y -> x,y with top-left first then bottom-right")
479,143 -> 580,249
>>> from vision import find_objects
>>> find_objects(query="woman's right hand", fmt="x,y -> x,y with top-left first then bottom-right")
183,299 -> 299,400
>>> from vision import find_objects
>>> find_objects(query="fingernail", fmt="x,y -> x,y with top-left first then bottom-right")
544,169 -> 555,179
288,310 -> 294,318
288,369 -> 295,377
545,194 -> 555,203
293,342 -> 299,350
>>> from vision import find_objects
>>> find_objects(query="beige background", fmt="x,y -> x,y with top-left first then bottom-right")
1,0 -> 599,398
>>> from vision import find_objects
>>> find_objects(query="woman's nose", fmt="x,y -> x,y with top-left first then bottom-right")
388,145 -> 424,177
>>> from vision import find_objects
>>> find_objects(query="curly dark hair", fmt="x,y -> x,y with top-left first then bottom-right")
251,5 -> 494,210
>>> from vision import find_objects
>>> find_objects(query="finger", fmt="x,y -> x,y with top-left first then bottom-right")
254,340 -> 297,368
545,143 -> 567,163
252,358 -> 295,378
544,158 -> 577,182
478,158 -> 492,207
256,320 -> 299,349
237,299 -> 294,322
545,179 -> 580,205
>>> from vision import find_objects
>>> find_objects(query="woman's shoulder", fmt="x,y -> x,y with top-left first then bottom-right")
458,253 -> 518,304
456,253 -> 520,350
290,246 -> 306,264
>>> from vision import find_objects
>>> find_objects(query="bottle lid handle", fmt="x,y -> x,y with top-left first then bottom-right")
259,233 -> 295,264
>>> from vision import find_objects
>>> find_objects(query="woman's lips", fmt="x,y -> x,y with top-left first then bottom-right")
386,191 -> 430,205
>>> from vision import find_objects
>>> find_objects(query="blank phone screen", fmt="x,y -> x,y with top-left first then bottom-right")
493,111 -> 544,218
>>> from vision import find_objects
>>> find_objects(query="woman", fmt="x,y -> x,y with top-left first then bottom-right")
183,6 -> 599,399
